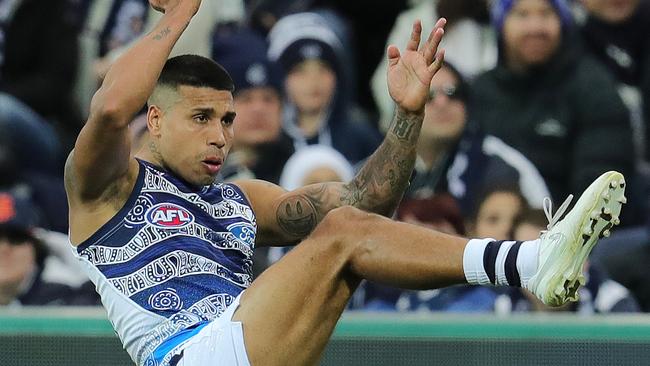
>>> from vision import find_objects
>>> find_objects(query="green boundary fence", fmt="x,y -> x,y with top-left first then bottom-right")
2,308 -> 650,365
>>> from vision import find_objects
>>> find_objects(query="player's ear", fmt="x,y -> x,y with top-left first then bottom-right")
147,104 -> 163,137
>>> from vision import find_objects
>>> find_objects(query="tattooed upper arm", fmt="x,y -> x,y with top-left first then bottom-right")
275,184 -> 328,240
236,180 -> 346,246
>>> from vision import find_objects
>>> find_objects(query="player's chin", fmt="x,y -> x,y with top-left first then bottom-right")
196,173 -> 217,186
184,168 -> 217,187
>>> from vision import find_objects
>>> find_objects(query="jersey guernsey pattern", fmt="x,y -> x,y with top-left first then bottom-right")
73,159 -> 256,366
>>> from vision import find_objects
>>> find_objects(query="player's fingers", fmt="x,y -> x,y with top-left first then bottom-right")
424,18 -> 446,64
387,45 -> 401,66
406,20 -> 422,52
427,49 -> 445,74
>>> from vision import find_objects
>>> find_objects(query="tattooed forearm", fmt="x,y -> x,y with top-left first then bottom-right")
276,184 -> 329,239
391,110 -> 419,140
343,108 -> 423,215
152,26 -> 172,41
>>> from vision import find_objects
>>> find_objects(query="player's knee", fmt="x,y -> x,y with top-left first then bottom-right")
315,206 -> 371,235
310,206 -> 377,254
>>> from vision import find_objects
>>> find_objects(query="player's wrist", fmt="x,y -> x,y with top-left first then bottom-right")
395,105 -> 424,119
163,2 -> 199,20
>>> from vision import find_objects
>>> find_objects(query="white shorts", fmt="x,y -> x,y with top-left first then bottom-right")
173,293 -> 251,366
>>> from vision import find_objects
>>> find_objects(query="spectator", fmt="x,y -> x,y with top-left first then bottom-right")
494,207 -> 641,314
1,0 -> 81,155
268,12 -> 381,164
372,0 -> 497,130
407,61 -> 550,216
578,0 -> 649,86
0,191 -> 98,306
212,27 -> 294,184
466,185 -> 527,240
470,0 -> 636,218
578,0 -> 650,164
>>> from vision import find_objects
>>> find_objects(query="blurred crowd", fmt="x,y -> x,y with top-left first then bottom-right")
1,0 -> 650,315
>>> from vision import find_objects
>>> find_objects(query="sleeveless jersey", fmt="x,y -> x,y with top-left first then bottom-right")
73,159 -> 256,366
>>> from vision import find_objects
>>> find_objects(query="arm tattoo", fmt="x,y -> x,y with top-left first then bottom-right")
152,26 -> 172,41
391,111 -> 418,140
343,108 -> 422,215
276,184 -> 328,239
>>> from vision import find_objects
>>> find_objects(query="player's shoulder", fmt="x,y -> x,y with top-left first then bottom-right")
228,179 -> 285,211
230,179 -> 284,194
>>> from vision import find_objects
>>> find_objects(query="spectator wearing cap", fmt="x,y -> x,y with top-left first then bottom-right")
406,61 -> 549,216
469,0 -> 637,223
212,27 -> 294,185
268,12 -> 381,164
0,191 -> 98,306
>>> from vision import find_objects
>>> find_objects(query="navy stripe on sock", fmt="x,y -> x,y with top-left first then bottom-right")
505,241 -> 523,287
483,240 -> 504,285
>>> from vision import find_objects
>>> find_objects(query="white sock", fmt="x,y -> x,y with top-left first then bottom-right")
516,239 -> 540,288
463,238 -> 540,287
462,238 -> 494,285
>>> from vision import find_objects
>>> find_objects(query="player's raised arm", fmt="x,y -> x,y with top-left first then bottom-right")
65,0 -> 201,201
237,19 -> 446,246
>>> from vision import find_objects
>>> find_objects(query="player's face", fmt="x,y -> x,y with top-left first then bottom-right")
155,86 -> 236,186
503,0 -> 562,68
581,0 -> 640,24
285,59 -> 336,115
473,192 -> 524,239
233,87 -> 282,148
422,66 -> 466,142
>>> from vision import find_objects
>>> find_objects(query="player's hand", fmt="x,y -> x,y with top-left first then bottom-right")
149,0 -> 201,16
387,18 -> 446,113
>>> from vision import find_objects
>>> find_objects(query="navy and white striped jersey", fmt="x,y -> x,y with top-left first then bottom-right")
73,159 -> 256,365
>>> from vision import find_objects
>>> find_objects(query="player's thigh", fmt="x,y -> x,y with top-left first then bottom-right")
233,222 -> 363,365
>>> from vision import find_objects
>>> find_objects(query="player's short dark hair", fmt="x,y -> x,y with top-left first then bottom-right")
158,54 -> 235,92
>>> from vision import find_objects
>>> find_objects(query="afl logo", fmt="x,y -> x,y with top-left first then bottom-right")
145,203 -> 194,229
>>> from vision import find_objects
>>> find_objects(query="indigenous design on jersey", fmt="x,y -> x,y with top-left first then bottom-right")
74,159 -> 256,366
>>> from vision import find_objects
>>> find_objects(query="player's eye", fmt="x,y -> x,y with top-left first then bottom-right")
193,114 -> 209,123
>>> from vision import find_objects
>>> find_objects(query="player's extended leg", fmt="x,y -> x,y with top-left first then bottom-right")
233,207 -> 467,366
232,171 -> 626,366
